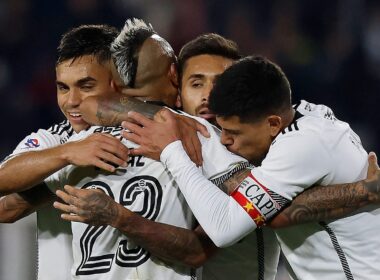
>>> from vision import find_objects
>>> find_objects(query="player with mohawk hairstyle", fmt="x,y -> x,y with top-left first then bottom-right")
111,18 -> 179,108
50,18 -> 244,279
111,18 -> 156,87
61,19 -> 380,280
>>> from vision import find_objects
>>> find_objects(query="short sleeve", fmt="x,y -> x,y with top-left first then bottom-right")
1,128 -> 68,193
251,133 -> 331,200
8,129 -> 62,158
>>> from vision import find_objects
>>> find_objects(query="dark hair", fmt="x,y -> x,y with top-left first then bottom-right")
56,24 -> 118,66
178,33 -> 241,87
209,55 -> 292,123
111,18 -> 156,87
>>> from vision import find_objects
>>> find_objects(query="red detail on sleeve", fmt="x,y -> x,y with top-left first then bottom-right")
231,189 -> 266,227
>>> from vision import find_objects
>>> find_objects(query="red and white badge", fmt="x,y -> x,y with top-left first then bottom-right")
231,173 -> 281,227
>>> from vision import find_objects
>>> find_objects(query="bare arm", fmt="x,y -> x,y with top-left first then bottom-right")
0,133 -> 128,195
54,185 -> 217,267
81,96 -> 208,166
0,183 -> 54,223
79,94 -> 162,126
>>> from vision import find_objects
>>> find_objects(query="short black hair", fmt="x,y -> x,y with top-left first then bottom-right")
209,55 -> 292,123
178,33 -> 241,87
56,24 -> 118,66
111,18 -> 156,87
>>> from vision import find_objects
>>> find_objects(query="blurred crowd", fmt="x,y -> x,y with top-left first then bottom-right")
0,0 -> 379,159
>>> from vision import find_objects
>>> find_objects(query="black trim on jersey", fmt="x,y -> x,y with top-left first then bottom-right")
281,111 -> 302,135
256,228 -> 265,280
47,120 -> 74,137
190,268 -> 197,280
210,162 -> 251,187
292,101 -> 302,111
319,222 -> 354,280
267,190 -> 290,208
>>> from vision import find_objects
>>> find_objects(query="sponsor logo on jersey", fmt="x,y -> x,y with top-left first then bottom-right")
231,173 -> 281,227
24,138 -> 40,148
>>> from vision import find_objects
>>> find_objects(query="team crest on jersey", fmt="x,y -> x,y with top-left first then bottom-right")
231,174 -> 281,227
24,138 -> 40,148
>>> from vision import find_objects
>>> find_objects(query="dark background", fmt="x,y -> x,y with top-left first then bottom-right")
0,1 -> 379,279
0,0 -> 379,158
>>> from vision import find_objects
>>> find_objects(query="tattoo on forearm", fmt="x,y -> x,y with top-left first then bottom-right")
81,191 -> 119,226
274,181 -> 370,226
116,213 -> 211,266
96,97 -> 162,126
221,168 -> 251,194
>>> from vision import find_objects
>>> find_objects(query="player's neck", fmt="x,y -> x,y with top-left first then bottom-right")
281,108 -> 296,130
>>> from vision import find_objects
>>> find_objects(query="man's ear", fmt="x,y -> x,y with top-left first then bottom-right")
175,92 -> 182,109
168,63 -> 179,88
111,80 -> 122,93
267,115 -> 283,137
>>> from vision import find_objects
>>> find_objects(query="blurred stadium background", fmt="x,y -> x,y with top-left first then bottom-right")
0,0 -> 379,279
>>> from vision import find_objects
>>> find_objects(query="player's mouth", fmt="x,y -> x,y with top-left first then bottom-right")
67,112 -> 84,123
198,108 -> 216,121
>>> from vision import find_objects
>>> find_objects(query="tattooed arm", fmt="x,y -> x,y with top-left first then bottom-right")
54,185 -> 216,267
80,96 -> 208,166
79,93 -> 162,126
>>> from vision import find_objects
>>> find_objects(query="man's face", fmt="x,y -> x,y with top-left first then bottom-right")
180,54 -> 233,125
217,115 -> 274,165
56,55 -> 117,133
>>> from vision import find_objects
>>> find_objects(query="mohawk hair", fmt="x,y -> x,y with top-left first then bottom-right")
111,18 -> 156,87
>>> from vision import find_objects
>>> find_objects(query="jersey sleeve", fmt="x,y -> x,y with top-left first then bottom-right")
4,129 -> 62,161
161,140 -> 256,247
1,127 -> 69,193
251,132 -> 331,200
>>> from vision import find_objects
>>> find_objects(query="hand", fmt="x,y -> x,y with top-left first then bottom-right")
62,133 -> 129,172
169,112 -> 210,166
122,109 -> 209,166
365,152 -> 380,203
53,185 -> 119,227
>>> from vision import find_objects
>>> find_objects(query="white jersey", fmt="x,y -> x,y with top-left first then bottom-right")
250,100 -> 376,279
188,119 -> 280,280
201,227 -> 279,280
46,118 -> 247,280
7,120 -> 74,280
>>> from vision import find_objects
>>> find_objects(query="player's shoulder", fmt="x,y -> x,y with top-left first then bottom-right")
296,100 -> 337,121
5,120 -> 73,160
278,100 -> 343,139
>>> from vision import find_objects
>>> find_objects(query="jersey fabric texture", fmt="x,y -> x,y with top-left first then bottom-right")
45,116 -> 247,280
7,120 -> 74,280
160,101 -> 375,280
252,100 -> 373,280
